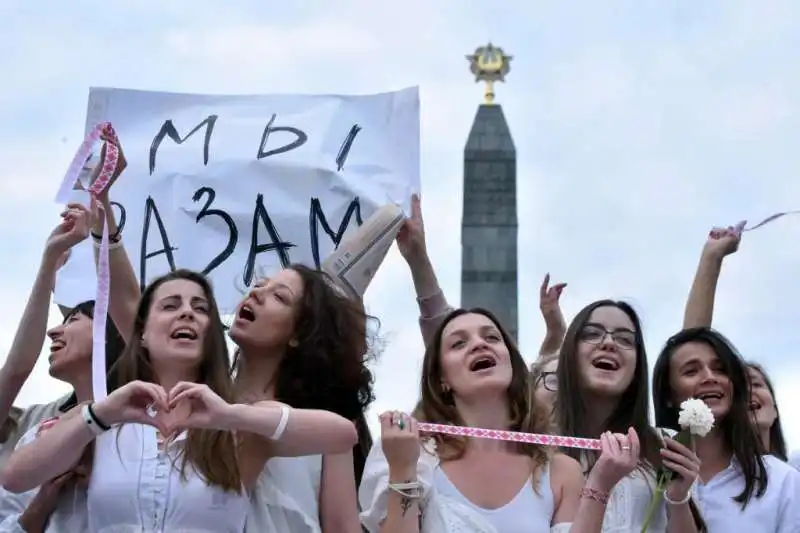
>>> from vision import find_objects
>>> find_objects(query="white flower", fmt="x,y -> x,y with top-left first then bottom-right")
677,398 -> 715,437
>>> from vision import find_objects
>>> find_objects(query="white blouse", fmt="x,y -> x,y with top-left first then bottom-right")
693,455 -> 800,532
246,455 -> 323,533
788,451 -> 800,471
359,440 -> 570,533
0,421 -> 87,533
87,424 -> 249,533
593,469 -> 667,533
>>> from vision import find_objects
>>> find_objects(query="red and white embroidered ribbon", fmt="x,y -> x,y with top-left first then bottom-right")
417,422 -> 601,450
55,122 -> 120,401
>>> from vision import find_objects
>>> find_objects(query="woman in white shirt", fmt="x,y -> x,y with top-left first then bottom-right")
554,300 -> 703,532
91,169 -> 375,533
359,307 -> 642,533
652,327 -> 800,532
0,269 -> 358,533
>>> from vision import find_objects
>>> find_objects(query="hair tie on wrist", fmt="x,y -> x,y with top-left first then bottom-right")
663,489 -> 691,505
82,403 -> 110,435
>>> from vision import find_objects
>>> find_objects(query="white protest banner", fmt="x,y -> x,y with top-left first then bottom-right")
54,87 -> 420,313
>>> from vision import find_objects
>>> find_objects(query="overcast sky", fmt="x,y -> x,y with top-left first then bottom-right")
1,1 -> 799,446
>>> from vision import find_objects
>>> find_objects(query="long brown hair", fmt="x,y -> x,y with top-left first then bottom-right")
413,308 -> 551,486
556,300 -> 661,470
112,269 -> 241,492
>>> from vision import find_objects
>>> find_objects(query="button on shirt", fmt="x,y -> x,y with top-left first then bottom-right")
693,455 -> 800,532
87,424 -> 248,533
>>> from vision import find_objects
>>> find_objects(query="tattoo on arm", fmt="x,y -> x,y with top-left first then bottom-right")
394,478 -> 417,518
400,495 -> 413,517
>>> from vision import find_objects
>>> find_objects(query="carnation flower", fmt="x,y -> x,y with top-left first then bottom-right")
677,398 -> 715,437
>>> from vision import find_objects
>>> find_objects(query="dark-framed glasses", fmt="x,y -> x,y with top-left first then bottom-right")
579,323 -> 636,350
536,371 -> 558,392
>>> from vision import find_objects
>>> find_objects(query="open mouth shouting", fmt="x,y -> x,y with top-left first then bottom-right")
590,354 -> 620,372
236,304 -> 256,323
170,327 -> 198,342
48,340 -> 66,362
468,354 -> 497,373
749,399 -> 762,413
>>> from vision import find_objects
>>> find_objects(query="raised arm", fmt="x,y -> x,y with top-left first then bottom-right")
88,136 -> 139,342
396,195 -> 454,346
682,223 -> 744,329
89,193 -> 140,342
0,206 -> 90,425
537,273 -> 567,358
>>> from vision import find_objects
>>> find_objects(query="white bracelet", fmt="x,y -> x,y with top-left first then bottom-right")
388,480 -> 421,499
81,404 -> 107,436
663,488 -> 691,505
269,405 -> 290,441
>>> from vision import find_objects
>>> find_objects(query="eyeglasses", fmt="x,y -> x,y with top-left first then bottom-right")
579,323 -> 636,350
536,371 -> 558,392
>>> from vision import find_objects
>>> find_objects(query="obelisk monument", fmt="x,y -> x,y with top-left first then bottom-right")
461,44 -> 518,341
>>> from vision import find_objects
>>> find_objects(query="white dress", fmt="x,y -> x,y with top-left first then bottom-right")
87,424 -> 249,533
359,440 -> 571,533
245,455 -> 324,533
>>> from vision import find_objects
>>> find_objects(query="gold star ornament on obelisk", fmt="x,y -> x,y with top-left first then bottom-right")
466,43 -> 512,104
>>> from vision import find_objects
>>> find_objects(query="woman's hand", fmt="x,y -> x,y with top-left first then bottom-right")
661,437 -> 700,503
395,195 -> 427,264
586,428 -> 640,492
92,380 -> 169,431
45,203 -> 92,259
18,471 -> 76,530
539,273 -> 567,334
165,382 -> 234,434
702,221 -> 746,260
90,129 -> 128,202
380,411 -> 420,478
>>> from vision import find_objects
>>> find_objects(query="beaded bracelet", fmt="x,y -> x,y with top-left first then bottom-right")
580,487 -> 609,505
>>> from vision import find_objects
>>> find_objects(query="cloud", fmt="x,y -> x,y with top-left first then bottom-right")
1,2 -> 800,449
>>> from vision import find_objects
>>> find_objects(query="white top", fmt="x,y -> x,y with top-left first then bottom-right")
693,455 -> 800,532
0,421 -> 88,533
433,466 -> 553,533
245,455 -> 323,533
788,451 -> 800,471
359,440 -> 571,533
595,469 -> 667,532
87,424 -> 249,533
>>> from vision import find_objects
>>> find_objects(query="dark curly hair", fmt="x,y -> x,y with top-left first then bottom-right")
233,264 -> 379,483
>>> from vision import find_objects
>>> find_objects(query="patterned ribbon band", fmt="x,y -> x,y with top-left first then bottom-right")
417,422 -> 602,450
55,122 -> 120,401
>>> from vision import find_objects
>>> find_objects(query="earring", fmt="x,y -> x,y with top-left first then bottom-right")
288,339 -> 299,348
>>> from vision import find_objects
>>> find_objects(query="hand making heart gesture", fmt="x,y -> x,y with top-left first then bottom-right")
164,382 -> 234,435
92,380 -> 170,434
